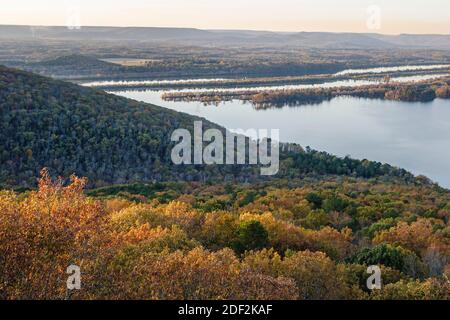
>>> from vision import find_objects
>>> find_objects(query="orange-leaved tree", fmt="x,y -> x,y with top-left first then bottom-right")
0,169 -> 109,300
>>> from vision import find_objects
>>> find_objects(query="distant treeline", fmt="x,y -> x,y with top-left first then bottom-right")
18,54 -> 347,81
88,69 -> 450,91
162,78 -> 450,108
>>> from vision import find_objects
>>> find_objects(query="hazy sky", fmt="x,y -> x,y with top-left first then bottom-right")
2,0 -> 450,34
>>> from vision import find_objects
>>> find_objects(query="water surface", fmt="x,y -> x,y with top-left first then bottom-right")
335,64 -> 450,76
115,90 -> 450,188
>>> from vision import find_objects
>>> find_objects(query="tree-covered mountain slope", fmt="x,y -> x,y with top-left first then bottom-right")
0,65 -> 415,188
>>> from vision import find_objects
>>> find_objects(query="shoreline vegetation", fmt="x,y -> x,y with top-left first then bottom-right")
160,76 -> 450,108
81,68 -> 450,90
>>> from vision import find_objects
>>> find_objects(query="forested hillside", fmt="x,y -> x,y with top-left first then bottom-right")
1,172 -> 448,299
0,66 -> 414,188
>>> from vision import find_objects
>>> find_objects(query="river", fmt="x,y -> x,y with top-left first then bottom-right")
113,89 -> 450,189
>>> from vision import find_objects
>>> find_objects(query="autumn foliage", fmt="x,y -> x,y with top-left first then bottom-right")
0,169 -> 108,299
0,171 -> 449,300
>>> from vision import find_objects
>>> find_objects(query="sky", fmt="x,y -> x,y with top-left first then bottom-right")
1,0 -> 450,35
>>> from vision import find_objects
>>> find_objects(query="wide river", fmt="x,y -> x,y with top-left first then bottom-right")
113,89 -> 450,189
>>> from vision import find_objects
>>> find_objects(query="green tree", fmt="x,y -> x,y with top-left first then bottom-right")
348,244 -> 426,278
233,220 -> 269,254
305,192 -> 323,209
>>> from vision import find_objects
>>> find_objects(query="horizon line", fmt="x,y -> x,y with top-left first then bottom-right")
1,23 -> 450,37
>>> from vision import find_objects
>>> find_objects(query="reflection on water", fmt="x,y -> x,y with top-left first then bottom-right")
335,64 -> 450,76
83,78 -> 229,87
114,90 -> 450,189
83,64 -> 450,91
161,73 -> 450,94
87,73 -> 450,95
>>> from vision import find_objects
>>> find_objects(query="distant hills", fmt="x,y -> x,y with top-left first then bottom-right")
24,54 -> 123,78
29,54 -> 116,68
1,25 -> 450,49
0,65 -> 415,188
